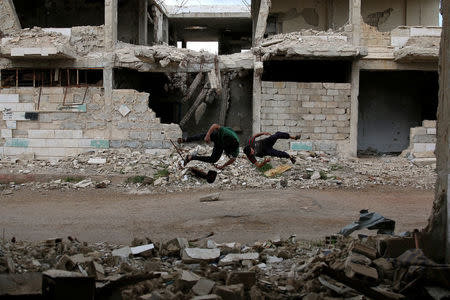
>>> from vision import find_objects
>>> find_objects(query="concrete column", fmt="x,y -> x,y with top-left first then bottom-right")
348,0 -> 361,157
423,0 -> 450,263
253,0 -> 271,46
105,0 -> 118,49
252,59 -> 263,135
153,6 -> 163,44
138,0 -> 148,45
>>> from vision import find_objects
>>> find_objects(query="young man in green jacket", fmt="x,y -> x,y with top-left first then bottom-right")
178,123 -> 239,170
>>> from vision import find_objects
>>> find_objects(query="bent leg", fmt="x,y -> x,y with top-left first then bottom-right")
191,145 -> 223,164
264,147 -> 291,159
264,132 -> 291,148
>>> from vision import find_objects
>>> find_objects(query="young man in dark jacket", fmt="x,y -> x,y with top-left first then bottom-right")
243,131 -> 300,168
179,123 -> 239,170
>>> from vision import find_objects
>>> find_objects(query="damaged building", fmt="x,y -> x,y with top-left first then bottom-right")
0,0 -> 442,159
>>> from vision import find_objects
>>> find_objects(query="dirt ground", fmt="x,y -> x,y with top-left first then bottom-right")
0,186 -> 433,245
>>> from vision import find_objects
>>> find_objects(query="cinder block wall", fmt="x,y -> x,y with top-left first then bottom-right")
260,81 -> 351,154
0,88 -> 181,158
408,120 -> 436,158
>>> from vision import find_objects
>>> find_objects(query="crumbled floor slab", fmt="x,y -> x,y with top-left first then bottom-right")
257,30 -> 367,60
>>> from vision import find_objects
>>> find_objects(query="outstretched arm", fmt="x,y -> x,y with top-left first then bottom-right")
255,157 -> 271,168
204,123 -> 221,143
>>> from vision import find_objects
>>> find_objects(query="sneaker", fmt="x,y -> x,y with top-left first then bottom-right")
177,137 -> 185,144
183,155 -> 192,167
290,156 -> 296,164
294,135 -> 301,140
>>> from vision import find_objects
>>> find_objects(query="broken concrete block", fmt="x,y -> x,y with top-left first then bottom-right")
130,243 -> 154,256
195,102 -> 207,125
311,171 -> 321,180
226,271 -> 256,290
87,261 -> 105,280
350,242 -> 377,259
213,284 -> 245,300
73,179 -> 93,188
192,278 -> 216,296
199,192 -> 220,202
192,295 -> 222,300
112,246 -> 132,259
87,158 -> 106,165
164,238 -> 189,256
176,270 -> 201,291
344,261 -> 378,281
347,252 -> 372,266
266,256 -> 283,264
70,254 -> 93,264
181,248 -> 220,263
55,255 -> 77,271
219,253 -> 259,266
373,258 -> 393,271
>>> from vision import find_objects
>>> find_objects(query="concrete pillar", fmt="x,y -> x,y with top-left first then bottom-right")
105,0 -> 118,49
253,0 -> 270,46
422,0 -> 450,263
0,0 -> 21,35
348,0 -> 361,157
153,6 -> 163,44
138,0 -> 148,45
252,59 -> 263,135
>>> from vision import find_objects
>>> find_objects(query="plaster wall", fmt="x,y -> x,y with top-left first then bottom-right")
361,0 -> 439,32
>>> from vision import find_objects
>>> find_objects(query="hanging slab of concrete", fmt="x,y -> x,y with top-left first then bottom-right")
1,45 -> 76,60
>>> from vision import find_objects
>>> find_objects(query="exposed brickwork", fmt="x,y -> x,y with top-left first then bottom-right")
408,120 -> 436,158
260,81 -> 351,153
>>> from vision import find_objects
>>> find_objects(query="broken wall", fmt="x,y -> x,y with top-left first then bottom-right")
0,0 -> 21,37
407,120 -> 436,161
0,87 -> 181,158
269,0 -> 349,33
260,81 -> 351,154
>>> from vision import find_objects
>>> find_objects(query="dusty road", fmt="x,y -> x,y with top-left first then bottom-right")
0,187 -> 433,244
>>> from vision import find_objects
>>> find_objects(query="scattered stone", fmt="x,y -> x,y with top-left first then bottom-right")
112,246 -> 132,259
214,284 -> 245,300
87,158 -> 106,165
219,253 -> 259,266
130,244 -> 155,256
192,278 -> 216,296
226,271 -> 256,289
182,248 -> 221,263
199,193 -> 221,202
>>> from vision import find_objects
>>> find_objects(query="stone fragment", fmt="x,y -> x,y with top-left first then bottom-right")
350,242 -> 377,259
181,248 -> 220,263
112,246 -> 132,259
73,179 -> 93,188
88,158 -> 106,165
344,261 -> 378,281
219,253 -> 259,266
176,270 -> 201,291
87,261 -> 105,280
192,278 -> 216,296
266,256 -> 283,264
200,193 -> 220,202
130,243 -> 155,256
164,238 -> 189,256
70,254 -> 93,264
5,256 -> 15,273
347,252 -> 372,265
214,284 -> 245,300
311,171 -> 321,180
226,271 -> 256,289
55,255 -> 77,271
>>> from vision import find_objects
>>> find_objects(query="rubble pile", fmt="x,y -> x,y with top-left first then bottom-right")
1,233 -> 448,299
0,145 -> 436,193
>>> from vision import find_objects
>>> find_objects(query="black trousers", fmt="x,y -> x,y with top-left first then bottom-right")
185,131 -> 223,164
258,131 -> 291,159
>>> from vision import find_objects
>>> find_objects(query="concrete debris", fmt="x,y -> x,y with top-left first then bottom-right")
130,244 -> 155,256
0,146 -> 436,192
199,193 -> 220,202
0,233 -> 448,299
264,165 -> 292,177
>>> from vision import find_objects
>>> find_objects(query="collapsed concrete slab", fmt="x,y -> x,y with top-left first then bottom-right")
257,31 -> 367,60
